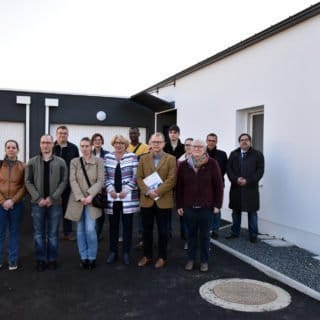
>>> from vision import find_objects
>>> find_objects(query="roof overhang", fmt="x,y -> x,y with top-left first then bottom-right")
130,92 -> 174,113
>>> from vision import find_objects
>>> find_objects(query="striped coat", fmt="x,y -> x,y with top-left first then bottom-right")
104,152 -> 139,214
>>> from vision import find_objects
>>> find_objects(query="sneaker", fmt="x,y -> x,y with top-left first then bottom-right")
200,262 -> 208,272
184,242 -> 188,250
118,236 -> 123,243
8,263 -> 18,271
184,260 -> 194,271
0,263 -> 3,269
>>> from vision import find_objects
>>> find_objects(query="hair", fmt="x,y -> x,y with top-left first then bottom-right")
56,125 -> 69,133
192,139 -> 206,148
238,133 -> 252,142
184,138 -> 194,143
129,127 -> 140,133
149,132 -> 165,144
111,134 -> 129,148
168,124 -> 180,133
80,137 -> 91,144
40,134 -> 54,142
206,133 -> 217,140
91,133 -> 104,145
5,139 -> 19,151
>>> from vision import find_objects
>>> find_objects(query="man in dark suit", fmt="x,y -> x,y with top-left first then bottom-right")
206,133 -> 228,239
226,133 -> 264,243
136,132 -> 176,268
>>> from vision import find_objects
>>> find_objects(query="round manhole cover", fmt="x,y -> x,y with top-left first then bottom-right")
199,279 -> 291,312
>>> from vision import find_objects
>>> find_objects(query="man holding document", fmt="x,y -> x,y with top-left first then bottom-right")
137,132 -> 176,269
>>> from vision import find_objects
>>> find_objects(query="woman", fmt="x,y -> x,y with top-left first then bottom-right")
65,137 -> 104,270
0,140 -> 25,271
176,139 -> 223,272
91,133 -> 109,242
105,135 -> 139,265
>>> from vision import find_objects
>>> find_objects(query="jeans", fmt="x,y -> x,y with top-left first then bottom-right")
0,202 -> 23,264
95,209 -> 105,238
184,207 -> 212,263
31,204 -> 62,262
141,204 -> 170,260
62,188 -> 73,235
77,206 -> 98,260
231,210 -> 258,238
211,210 -> 221,232
108,202 -> 133,255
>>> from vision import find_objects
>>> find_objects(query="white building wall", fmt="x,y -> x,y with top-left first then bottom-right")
152,16 -> 320,254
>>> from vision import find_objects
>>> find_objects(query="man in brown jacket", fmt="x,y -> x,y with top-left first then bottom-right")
137,132 -> 176,269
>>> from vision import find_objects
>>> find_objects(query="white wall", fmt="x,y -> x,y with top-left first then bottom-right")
152,16 -> 320,254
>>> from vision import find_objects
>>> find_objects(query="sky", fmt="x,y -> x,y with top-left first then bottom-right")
0,0 -> 317,97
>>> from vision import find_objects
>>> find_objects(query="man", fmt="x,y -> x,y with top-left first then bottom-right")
136,132 -> 176,268
127,127 -> 150,248
53,125 -> 79,240
163,124 -> 185,159
25,135 -> 67,271
206,133 -> 228,239
226,133 -> 264,243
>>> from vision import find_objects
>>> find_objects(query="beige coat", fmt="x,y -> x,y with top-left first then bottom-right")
65,156 -> 104,221
137,152 -> 176,209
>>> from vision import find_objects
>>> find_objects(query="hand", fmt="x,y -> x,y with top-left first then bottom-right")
177,208 -> 184,216
148,190 -> 159,200
110,191 -> 118,199
213,207 -> 220,214
38,198 -> 47,207
86,195 -> 93,204
3,199 -> 14,210
237,177 -> 247,186
46,197 -> 52,207
119,192 -> 126,199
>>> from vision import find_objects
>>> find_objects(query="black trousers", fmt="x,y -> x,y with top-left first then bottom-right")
141,204 -> 170,260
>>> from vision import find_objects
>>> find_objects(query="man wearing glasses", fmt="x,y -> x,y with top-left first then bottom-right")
136,132 -> 176,269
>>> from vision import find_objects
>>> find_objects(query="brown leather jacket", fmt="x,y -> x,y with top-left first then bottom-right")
0,160 -> 26,204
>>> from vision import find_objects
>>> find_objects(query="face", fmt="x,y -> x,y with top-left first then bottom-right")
5,142 -> 19,160
113,139 -> 126,153
239,135 -> 251,151
56,128 -> 69,144
93,135 -> 103,149
206,135 -> 217,150
191,141 -> 206,158
150,135 -> 165,153
129,129 -> 139,143
184,139 -> 193,155
168,130 -> 180,142
40,136 -> 54,154
80,140 -> 92,157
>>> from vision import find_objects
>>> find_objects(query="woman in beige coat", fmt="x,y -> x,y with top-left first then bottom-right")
66,137 -> 104,269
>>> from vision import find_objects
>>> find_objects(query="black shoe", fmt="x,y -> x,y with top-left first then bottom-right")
211,231 -> 219,240
80,259 -> 89,269
123,253 -> 130,265
225,234 -> 239,240
36,260 -> 47,272
107,252 -> 117,264
88,260 -> 96,270
48,261 -> 57,270
250,237 -> 258,243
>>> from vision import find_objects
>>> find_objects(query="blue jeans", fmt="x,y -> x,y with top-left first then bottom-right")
31,204 -> 62,262
231,210 -> 258,238
184,207 -> 211,263
0,202 -> 23,264
211,210 -> 221,232
77,206 -> 98,260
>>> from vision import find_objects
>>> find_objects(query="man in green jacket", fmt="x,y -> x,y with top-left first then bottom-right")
25,134 -> 67,271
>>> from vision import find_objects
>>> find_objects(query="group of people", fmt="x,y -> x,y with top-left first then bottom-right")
0,124 -> 264,273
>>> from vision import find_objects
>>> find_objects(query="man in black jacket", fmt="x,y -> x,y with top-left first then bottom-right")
53,125 -> 79,240
206,133 -> 228,239
226,133 -> 264,243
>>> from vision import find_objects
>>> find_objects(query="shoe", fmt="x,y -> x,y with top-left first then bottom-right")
211,231 -> 219,240
80,259 -> 89,269
47,261 -> 57,270
8,263 -> 18,271
62,233 -> 76,241
138,256 -> 152,267
250,237 -> 258,243
36,260 -> 47,272
154,258 -> 166,269
184,242 -> 188,250
184,260 -> 194,271
106,252 -> 117,264
225,234 -> 239,240
123,253 -> 130,265
200,262 -> 208,272
118,236 -> 123,243
135,240 -> 144,249
88,260 -> 96,270
0,263 -> 3,269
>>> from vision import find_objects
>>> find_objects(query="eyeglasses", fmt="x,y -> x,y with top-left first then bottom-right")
114,141 -> 125,145
185,144 -> 192,147
192,145 -> 204,149
207,140 -> 217,143
40,141 -> 53,145
151,141 -> 164,144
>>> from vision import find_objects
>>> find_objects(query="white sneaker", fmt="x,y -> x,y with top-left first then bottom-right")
8,263 -> 18,271
184,242 -> 188,250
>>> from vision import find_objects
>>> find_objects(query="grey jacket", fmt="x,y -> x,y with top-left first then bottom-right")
25,154 -> 68,204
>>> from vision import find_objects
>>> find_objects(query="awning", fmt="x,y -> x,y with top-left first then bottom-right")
130,92 -> 174,113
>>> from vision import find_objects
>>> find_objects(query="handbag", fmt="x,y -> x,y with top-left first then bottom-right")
79,157 -> 108,208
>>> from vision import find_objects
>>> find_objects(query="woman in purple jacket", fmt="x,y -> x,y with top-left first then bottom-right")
176,139 -> 223,272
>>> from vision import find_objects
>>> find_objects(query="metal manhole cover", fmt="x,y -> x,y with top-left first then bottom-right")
199,279 -> 291,312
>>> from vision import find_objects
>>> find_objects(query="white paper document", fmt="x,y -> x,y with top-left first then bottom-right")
143,172 -> 163,190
